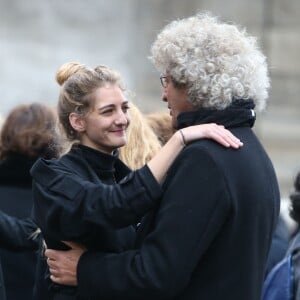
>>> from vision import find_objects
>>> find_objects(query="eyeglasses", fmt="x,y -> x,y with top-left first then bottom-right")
160,75 -> 168,88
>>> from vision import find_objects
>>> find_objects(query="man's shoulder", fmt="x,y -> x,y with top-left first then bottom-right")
179,138 -> 232,164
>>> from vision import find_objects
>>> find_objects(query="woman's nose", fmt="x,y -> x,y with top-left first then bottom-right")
115,111 -> 128,125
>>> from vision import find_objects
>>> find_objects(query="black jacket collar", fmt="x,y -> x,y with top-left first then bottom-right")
70,144 -> 130,182
177,99 -> 256,129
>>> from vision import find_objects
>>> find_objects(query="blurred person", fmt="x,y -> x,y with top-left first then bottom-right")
46,13 -> 280,300
0,213 -> 39,251
265,214 -> 290,275
31,61 -> 242,299
145,111 -> 174,145
0,111 -> 2,295
262,171 -> 300,300
0,103 -> 63,299
288,171 -> 300,299
118,102 -> 162,170
0,211 -> 40,300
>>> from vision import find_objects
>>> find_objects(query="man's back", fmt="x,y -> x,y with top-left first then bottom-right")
141,126 -> 280,299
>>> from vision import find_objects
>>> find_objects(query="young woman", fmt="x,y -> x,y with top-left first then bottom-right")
31,62 -> 242,299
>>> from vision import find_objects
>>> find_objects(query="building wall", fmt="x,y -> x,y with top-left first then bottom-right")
0,0 -> 299,197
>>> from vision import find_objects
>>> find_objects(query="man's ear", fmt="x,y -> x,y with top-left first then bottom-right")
69,113 -> 86,132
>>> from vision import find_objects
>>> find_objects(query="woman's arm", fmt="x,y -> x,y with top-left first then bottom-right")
147,124 -> 242,183
32,124 -> 242,241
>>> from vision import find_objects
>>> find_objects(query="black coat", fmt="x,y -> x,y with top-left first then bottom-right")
0,213 -> 40,300
0,213 -> 39,251
76,101 -> 280,300
0,263 -> 5,300
0,154 -> 39,300
31,144 -> 162,299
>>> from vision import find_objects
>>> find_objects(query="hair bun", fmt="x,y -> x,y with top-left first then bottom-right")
56,62 -> 85,85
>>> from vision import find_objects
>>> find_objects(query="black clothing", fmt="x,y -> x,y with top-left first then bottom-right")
0,213 -> 38,251
31,144 -> 162,299
0,154 -> 38,300
0,265 -> 5,300
0,213 -> 39,300
77,101 -> 280,300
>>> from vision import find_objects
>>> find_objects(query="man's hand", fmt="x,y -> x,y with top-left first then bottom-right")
45,241 -> 86,286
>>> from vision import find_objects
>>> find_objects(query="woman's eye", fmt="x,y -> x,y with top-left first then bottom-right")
101,109 -> 113,114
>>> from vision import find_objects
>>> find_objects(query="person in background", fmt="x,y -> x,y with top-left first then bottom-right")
145,111 -> 174,146
118,102 -> 162,170
262,171 -> 300,300
287,171 -> 300,299
0,114 -> 5,300
0,103 -> 63,300
265,214 -> 290,275
45,12 -> 279,300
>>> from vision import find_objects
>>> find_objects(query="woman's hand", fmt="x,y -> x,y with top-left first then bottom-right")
45,241 -> 86,286
180,123 -> 243,148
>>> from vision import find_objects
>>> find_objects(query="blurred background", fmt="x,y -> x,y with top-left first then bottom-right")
0,0 -> 299,202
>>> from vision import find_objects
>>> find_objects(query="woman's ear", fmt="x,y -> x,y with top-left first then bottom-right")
69,113 -> 86,133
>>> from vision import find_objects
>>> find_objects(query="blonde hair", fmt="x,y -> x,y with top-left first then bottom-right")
119,103 -> 162,170
56,62 -> 125,141
150,13 -> 270,111
146,111 -> 175,145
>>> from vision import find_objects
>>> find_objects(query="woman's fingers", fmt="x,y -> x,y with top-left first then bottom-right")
200,124 -> 243,148
183,123 -> 243,148
215,127 -> 243,148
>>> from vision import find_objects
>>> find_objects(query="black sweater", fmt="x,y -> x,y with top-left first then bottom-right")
31,144 -> 162,299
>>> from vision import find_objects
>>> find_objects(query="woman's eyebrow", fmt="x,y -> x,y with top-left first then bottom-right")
97,104 -> 115,111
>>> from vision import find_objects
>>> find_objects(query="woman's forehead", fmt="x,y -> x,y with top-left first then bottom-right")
93,85 -> 127,107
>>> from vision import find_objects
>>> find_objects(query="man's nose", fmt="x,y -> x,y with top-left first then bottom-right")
162,88 -> 168,102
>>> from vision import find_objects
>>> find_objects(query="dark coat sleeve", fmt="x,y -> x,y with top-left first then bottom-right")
77,146 -> 231,299
0,259 -> 6,300
0,212 -> 39,251
31,159 -> 162,241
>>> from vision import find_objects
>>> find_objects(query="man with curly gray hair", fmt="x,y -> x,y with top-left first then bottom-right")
151,13 -> 269,113
44,13 -> 280,300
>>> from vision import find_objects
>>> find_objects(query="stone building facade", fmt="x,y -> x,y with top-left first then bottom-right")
0,0 -> 299,198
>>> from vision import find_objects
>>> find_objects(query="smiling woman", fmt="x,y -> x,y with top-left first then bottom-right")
70,84 -> 130,154
30,61 -> 242,299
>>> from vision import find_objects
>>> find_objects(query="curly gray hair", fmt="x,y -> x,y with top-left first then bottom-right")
150,13 -> 270,111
